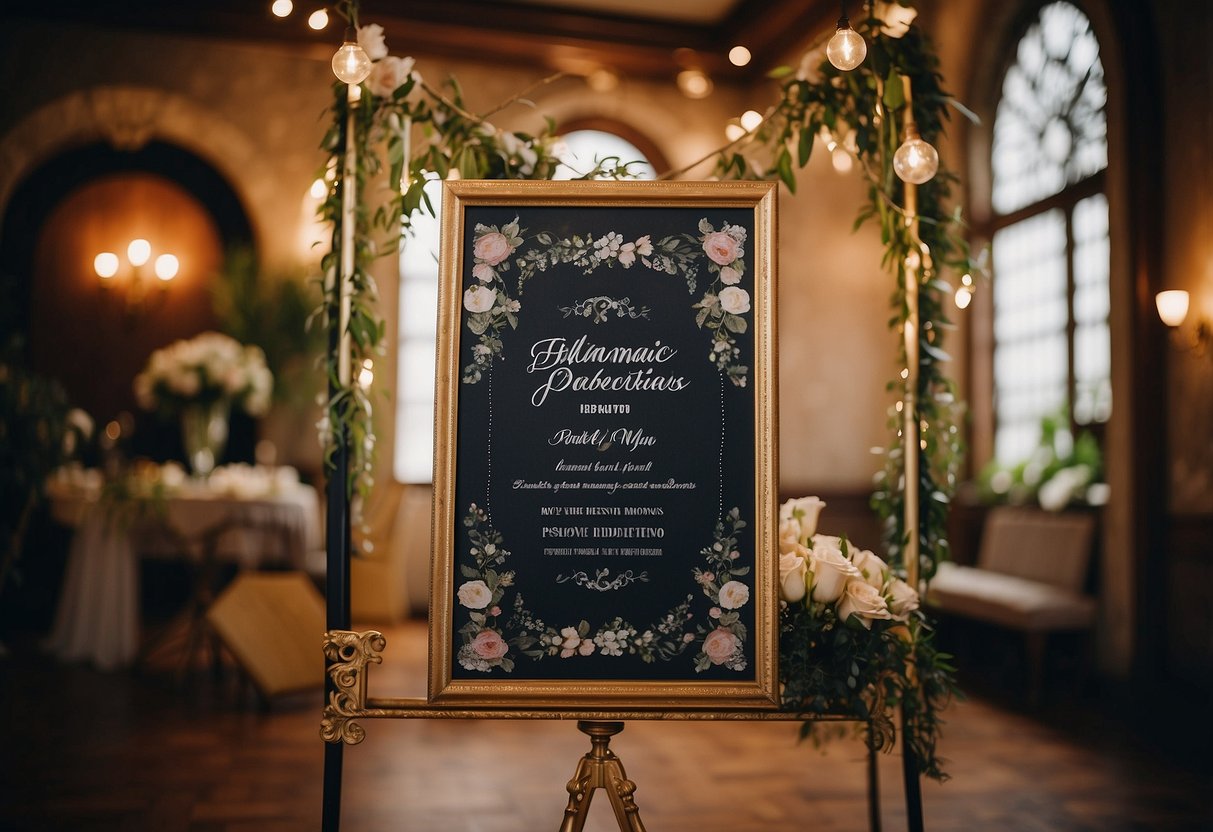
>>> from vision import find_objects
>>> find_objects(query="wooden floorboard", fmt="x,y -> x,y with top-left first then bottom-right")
2,619 -> 1210,831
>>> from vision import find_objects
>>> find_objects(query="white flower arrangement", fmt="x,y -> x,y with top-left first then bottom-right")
777,496 -> 920,627
133,331 -> 273,417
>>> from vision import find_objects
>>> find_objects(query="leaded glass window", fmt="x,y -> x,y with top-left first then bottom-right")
990,1 -> 1110,464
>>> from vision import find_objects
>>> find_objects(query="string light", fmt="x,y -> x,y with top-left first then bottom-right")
954,286 -> 973,309
271,0 -> 293,17
892,73 -> 940,185
739,110 -> 763,132
893,129 -> 940,184
154,254 -> 179,281
332,33 -> 372,84
827,3 -> 867,71
308,8 -> 329,30
677,69 -> 713,99
728,45 -> 752,67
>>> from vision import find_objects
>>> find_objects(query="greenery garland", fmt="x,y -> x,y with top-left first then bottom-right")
317,0 -> 969,779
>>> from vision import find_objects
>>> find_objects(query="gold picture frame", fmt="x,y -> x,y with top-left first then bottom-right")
429,180 -> 778,708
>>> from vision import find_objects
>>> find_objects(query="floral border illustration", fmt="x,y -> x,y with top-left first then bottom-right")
461,217 -> 752,387
453,503 -> 751,673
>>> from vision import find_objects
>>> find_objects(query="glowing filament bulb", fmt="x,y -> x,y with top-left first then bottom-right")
827,17 -> 867,71
332,41 -> 372,84
893,135 -> 940,184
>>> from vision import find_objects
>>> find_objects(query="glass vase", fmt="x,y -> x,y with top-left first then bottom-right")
181,400 -> 230,477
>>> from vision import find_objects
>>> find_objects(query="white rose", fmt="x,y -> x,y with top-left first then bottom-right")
779,496 -> 825,544
778,518 -> 802,553
851,548 -> 887,591
357,23 -> 389,61
456,580 -> 492,609
778,549 -> 808,603
887,577 -> 920,621
718,286 -> 751,315
559,626 -> 582,658
472,263 -> 495,283
463,285 -> 497,313
719,265 -> 741,285
797,47 -> 825,83
807,539 -> 860,603
718,580 -> 750,610
367,55 -> 413,99
837,580 -> 893,629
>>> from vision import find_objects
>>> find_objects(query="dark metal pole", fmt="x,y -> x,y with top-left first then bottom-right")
321,92 -> 356,832
900,708 -> 924,832
866,722 -> 882,832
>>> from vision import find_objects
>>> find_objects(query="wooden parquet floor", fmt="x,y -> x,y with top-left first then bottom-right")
1,619 -> 1210,832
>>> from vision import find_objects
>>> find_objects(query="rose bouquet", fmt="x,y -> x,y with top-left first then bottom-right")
133,331 -> 273,418
777,497 -> 958,781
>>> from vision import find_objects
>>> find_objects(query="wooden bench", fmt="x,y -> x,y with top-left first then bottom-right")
927,506 -> 1097,703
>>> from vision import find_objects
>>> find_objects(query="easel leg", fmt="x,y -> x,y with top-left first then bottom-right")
558,721 -> 647,832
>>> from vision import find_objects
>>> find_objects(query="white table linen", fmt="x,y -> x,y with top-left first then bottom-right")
44,466 -> 321,670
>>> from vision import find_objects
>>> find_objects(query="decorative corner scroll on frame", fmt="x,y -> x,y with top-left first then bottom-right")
320,629 -> 386,745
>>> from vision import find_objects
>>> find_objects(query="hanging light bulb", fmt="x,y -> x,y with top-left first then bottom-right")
954,286 -> 973,309
332,37 -> 372,85
893,126 -> 939,184
826,7 -> 867,71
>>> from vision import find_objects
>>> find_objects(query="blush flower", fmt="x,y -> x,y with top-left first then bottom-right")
470,629 -> 508,660
473,230 -> 513,266
703,628 -> 740,665
703,230 -> 741,265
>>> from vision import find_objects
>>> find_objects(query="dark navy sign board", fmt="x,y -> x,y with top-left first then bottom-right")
431,182 -> 777,704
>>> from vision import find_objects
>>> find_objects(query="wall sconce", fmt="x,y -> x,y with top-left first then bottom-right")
95,238 -> 178,315
1156,290 -> 1211,357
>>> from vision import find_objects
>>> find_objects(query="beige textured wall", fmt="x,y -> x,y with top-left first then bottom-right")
0,15 -> 976,618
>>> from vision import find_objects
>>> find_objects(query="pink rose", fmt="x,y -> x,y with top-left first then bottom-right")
703,628 -> 740,665
472,263 -> 495,283
703,231 -> 740,265
470,629 -> 508,660
474,231 -> 513,266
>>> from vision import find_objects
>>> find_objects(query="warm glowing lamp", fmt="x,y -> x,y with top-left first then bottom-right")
1156,290 -> 1190,327
893,128 -> 939,184
332,40 -> 372,84
127,238 -> 151,267
154,253 -> 179,282
740,110 -> 763,132
308,8 -> 329,30
94,252 -> 119,280
728,45 -> 752,67
676,69 -> 713,99
271,0 -> 293,17
827,16 -> 867,71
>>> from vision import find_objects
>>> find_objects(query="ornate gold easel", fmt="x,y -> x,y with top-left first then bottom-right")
559,721 -> 646,832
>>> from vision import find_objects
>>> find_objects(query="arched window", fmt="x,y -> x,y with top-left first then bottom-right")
989,1 -> 1110,464
393,129 -> 658,483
